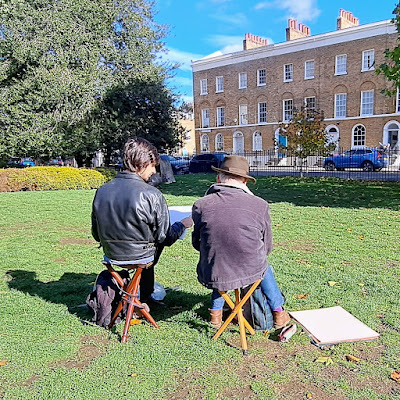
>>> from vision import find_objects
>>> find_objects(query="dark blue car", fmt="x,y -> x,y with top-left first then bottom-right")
189,152 -> 227,173
323,148 -> 388,172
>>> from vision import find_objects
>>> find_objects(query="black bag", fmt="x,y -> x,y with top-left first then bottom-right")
241,286 -> 274,331
86,269 -> 130,328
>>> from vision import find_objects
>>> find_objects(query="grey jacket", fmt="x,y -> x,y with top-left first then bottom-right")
192,184 -> 273,291
92,171 -> 184,261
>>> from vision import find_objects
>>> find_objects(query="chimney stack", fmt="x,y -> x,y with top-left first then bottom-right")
286,19 -> 311,41
337,9 -> 359,30
243,33 -> 268,50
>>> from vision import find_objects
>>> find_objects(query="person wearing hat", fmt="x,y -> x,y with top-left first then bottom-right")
192,155 -> 290,329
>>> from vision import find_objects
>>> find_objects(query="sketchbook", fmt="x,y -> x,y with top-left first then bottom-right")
169,206 -> 192,239
289,306 -> 379,346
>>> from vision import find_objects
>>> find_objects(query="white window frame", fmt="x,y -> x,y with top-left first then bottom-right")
284,64 -> 293,82
239,104 -> 248,125
257,69 -> 266,86
201,109 -> 210,128
335,54 -> 347,75
362,49 -> 375,72
335,93 -> 347,118
304,96 -> 316,110
258,102 -> 267,124
200,79 -> 208,95
283,99 -> 293,122
352,124 -> 366,147
239,72 -> 247,89
201,134 -> 210,152
216,76 -> 224,93
304,60 -> 314,80
216,107 -> 225,127
253,132 -> 262,151
361,90 -> 374,116
215,133 -> 224,152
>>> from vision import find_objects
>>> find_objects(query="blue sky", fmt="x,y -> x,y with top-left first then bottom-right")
154,0 -> 397,104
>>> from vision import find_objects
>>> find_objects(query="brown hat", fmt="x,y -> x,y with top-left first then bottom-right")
212,155 -> 256,183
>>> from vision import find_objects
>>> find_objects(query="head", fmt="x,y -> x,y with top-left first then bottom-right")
212,155 -> 256,184
122,138 -> 160,181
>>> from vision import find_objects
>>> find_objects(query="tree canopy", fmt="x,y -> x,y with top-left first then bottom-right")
0,0 -> 181,163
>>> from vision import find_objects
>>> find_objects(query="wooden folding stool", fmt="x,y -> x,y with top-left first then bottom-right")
105,263 -> 159,343
212,279 -> 261,355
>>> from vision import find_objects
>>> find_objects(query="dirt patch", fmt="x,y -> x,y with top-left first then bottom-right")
59,238 -> 95,246
274,239 -> 317,252
54,257 -> 67,263
220,384 -> 257,399
16,374 -> 42,390
49,334 -> 108,370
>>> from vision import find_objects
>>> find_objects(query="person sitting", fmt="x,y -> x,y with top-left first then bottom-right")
191,155 -> 290,329
91,137 -> 193,304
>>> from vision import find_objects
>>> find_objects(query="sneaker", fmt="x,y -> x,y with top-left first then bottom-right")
272,310 -> 291,329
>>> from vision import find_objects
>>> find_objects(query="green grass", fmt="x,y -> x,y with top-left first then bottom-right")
1,175 -> 400,399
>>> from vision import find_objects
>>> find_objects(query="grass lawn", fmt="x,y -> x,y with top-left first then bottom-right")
1,175 -> 400,399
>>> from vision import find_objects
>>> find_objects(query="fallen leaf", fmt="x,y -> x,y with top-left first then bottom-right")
315,356 -> 333,366
306,393 -> 313,399
391,370 -> 400,383
297,293 -> 309,299
346,355 -> 361,362
0,360 -> 7,366
328,281 -> 338,286
131,373 -> 137,377
296,259 -> 309,264
358,283 -> 364,286
130,319 -> 142,326
358,235 -> 364,240
347,228 -> 352,232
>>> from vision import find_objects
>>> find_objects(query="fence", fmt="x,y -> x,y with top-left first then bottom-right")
231,148 -> 400,181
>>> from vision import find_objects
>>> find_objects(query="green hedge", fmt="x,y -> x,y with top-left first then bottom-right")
0,167 -> 106,192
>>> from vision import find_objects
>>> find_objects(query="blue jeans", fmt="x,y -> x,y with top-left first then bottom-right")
210,265 -> 285,311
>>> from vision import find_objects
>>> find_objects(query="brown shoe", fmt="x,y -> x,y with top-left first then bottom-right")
272,310 -> 290,329
209,309 -> 223,328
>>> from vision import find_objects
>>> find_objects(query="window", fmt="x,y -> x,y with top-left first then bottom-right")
284,64 -> 293,82
201,109 -> 210,128
239,104 -> 248,125
304,60 -> 314,79
335,55 -> 347,75
200,79 -> 207,95
335,93 -> 347,118
305,97 -> 316,110
216,76 -> 224,93
201,134 -> 210,152
239,73 -> 247,89
216,107 -> 225,127
215,133 -> 224,151
283,99 -> 293,122
362,50 -> 375,71
257,69 -> 266,86
258,102 -> 267,123
253,132 -> 262,151
361,90 -> 374,116
352,124 -> 366,147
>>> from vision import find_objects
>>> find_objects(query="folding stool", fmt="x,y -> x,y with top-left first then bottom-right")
105,262 -> 159,343
212,279 -> 261,355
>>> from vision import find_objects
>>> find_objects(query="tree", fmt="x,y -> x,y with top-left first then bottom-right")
278,108 -> 335,176
376,3 -> 400,96
0,0 -> 174,162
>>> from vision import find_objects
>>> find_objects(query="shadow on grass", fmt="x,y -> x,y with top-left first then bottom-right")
161,174 -> 400,210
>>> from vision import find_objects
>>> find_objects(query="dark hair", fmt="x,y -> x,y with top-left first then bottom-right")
122,138 -> 160,173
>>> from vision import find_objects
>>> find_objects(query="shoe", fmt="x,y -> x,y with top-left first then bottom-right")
209,309 -> 223,328
272,310 -> 291,329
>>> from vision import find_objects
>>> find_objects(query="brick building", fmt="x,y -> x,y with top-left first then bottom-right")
191,10 -> 400,156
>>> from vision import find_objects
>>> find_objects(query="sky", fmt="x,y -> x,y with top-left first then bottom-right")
154,0 -> 397,104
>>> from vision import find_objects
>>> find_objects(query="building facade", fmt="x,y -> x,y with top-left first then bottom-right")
192,10 -> 400,155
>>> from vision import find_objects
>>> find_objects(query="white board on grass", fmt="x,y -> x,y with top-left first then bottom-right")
169,206 -> 192,239
289,306 -> 379,346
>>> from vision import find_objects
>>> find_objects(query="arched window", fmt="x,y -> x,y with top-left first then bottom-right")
233,131 -> 244,154
215,133 -> 224,151
253,131 -> 262,151
385,122 -> 400,149
325,125 -> 340,151
352,124 -> 366,147
201,134 -> 210,152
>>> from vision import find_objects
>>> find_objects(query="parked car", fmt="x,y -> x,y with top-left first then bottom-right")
6,157 -> 35,168
47,158 -> 64,166
189,152 -> 227,173
160,154 -> 189,175
323,148 -> 388,172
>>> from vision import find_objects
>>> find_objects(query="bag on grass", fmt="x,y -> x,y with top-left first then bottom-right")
86,269 -> 130,328
241,285 -> 274,331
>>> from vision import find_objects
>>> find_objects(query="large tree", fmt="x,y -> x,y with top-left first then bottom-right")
376,2 -> 400,96
0,0 -> 177,162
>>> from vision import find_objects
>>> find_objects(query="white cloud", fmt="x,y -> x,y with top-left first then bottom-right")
169,76 -> 193,87
160,48 -> 205,71
254,0 -> 320,22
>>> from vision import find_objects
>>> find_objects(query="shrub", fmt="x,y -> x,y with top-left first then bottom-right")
94,167 -> 117,182
0,167 -> 106,192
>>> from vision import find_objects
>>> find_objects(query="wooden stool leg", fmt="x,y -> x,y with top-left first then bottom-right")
235,289 -> 248,355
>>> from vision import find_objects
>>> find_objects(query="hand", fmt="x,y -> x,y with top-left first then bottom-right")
180,216 -> 193,228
